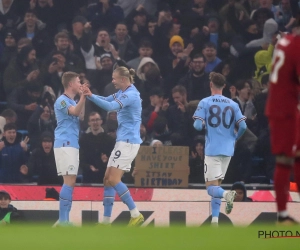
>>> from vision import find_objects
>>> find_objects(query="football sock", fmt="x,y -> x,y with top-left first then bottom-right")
207,185 -> 225,198
274,163 -> 291,212
211,198 -> 221,220
103,186 -> 116,223
278,210 -> 289,218
114,182 -> 139,217
294,158 -> 300,194
59,184 -> 73,223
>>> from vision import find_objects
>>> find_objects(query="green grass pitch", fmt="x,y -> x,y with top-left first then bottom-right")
1,224 -> 299,249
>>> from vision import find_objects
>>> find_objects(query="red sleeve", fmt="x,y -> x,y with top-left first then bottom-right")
147,111 -> 158,131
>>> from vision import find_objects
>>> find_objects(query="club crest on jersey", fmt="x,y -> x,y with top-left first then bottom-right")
61,100 -> 66,108
68,165 -> 75,172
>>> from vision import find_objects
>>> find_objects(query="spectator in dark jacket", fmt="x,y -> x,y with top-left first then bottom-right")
0,123 -> 29,183
40,51 -> 67,98
79,112 -> 115,183
126,6 -> 149,45
27,131 -> 62,185
16,9 -> 52,59
166,85 -> 191,144
231,181 -> 253,202
179,53 -> 210,101
0,29 -> 18,75
28,0 -> 59,37
0,0 -> 20,34
87,0 -> 124,33
3,45 -> 39,96
111,22 -> 138,62
27,104 -> 56,151
189,136 -> 205,184
8,82 -> 42,130
45,31 -> 85,74
0,190 -> 22,225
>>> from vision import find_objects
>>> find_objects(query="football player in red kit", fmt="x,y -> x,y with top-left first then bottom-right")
266,18 -> 300,225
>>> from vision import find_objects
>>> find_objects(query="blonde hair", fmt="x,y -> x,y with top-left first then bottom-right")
61,72 -> 79,89
114,67 -> 135,83
209,72 -> 226,89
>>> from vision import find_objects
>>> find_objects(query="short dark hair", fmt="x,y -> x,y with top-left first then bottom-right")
1,109 -> 17,119
235,79 -> 252,91
115,22 -> 128,29
88,111 -> 101,120
4,123 -> 17,132
149,87 -> 164,97
97,28 -> 110,36
24,9 -> 37,17
192,53 -> 206,62
203,42 -> 217,50
172,85 -> 187,95
54,31 -> 69,43
210,72 -> 226,89
139,39 -> 152,49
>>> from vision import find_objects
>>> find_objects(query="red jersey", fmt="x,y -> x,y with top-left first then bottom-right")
265,34 -> 300,118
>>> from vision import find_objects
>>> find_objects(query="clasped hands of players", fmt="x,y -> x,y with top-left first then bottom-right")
79,84 -> 92,97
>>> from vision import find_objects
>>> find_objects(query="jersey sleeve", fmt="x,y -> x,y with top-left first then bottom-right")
55,97 -> 73,115
114,92 -> 134,108
193,100 -> 206,122
234,103 -> 246,124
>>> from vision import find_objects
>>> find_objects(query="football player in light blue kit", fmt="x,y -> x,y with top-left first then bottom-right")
54,72 -> 86,225
84,66 -> 144,226
193,72 -> 247,226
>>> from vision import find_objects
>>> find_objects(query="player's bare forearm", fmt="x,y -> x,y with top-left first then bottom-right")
88,94 -> 121,111
71,95 -> 86,117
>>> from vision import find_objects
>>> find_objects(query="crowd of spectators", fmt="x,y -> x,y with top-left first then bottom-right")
1,0 -> 299,185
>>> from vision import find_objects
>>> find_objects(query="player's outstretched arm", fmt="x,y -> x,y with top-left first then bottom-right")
68,94 -> 86,117
193,119 -> 204,131
88,94 -> 121,111
236,120 -> 247,140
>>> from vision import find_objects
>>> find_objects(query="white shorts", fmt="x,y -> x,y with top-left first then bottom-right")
204,155 -> 231,182
54,147 -> 79,176
107,141 -> 140,172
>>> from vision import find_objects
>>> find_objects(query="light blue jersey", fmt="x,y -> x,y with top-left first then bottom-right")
88,84 -> 142,144
193,95 -> 246,156
54,94 -> 80,149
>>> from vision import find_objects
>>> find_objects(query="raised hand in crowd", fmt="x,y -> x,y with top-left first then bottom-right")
192,7 -> 204,16
47,0 -> 53,7
202,26 -> 209,36
25,102 -> 38,111
0,141 -> 4,151
183,43 -> 194,56
29,0 -> 36,9
177,101 -> 186,113
48,61 -> 58,74
90,165 -> 99,172
20,165 -> 29,175
136,4 -> 144,12
101,153 -> 108,163
20,136 -> 30,151
109,44 -> 119,60
100,0 -> 110,13
84,22 -> 92,33
26,70 -> 40,82
161,98 -> 169,111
